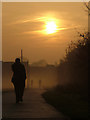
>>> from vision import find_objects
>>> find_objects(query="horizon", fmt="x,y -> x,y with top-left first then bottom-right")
1,59 -> 58,65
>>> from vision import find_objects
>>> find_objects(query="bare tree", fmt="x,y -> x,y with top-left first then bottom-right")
84,2 -> 90,15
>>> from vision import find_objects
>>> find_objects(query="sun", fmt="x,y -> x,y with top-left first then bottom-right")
45,21 -> 57,34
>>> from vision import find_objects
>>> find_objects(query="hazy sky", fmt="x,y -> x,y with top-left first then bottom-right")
2,2 -> 88,64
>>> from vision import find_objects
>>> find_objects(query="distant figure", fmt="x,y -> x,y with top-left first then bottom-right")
39,80 -> 42,88
11,58 -> 26,103
31,80 -> 33,88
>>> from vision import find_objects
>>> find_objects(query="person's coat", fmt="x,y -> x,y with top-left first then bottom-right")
11,62 -> 26,87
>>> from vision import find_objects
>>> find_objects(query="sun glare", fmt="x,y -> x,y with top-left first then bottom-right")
45,21 -> 57,34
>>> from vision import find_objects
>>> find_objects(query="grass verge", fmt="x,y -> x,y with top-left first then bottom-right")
42,86 -> 88,120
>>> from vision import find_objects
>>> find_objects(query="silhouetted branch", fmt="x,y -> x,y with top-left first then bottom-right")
84,2 -> 90,15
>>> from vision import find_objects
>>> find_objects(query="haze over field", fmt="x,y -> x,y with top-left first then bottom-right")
2,2 -> 88,64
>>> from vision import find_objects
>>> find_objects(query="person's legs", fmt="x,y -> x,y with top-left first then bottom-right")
19,85 -> 25,101
19,82 -> 25,101
14,85 -> 20,103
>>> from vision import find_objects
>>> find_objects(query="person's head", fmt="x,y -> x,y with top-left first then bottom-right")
15,58 -> 20,63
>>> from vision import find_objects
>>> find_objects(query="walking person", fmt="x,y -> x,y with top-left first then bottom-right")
11,58 -> 26,103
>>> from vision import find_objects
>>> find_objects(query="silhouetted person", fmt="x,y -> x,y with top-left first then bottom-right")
11,58 -> 26,103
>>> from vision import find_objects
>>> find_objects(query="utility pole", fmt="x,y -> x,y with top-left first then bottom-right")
21,49 -> 23,63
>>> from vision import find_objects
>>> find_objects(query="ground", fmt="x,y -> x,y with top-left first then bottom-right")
2,88 -> 69,120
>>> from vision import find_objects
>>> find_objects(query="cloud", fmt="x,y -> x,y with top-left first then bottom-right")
21,25 -> 81,35
9,17 -> 47,25
8,15 -> 81,36
9,16 -> 58,25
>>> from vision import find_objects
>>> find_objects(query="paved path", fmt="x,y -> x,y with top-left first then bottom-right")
2,89 -> 69,120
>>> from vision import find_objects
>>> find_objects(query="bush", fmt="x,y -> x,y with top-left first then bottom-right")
58,32 -> 89,93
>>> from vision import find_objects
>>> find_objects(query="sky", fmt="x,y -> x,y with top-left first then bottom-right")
2,2 -> 88,64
